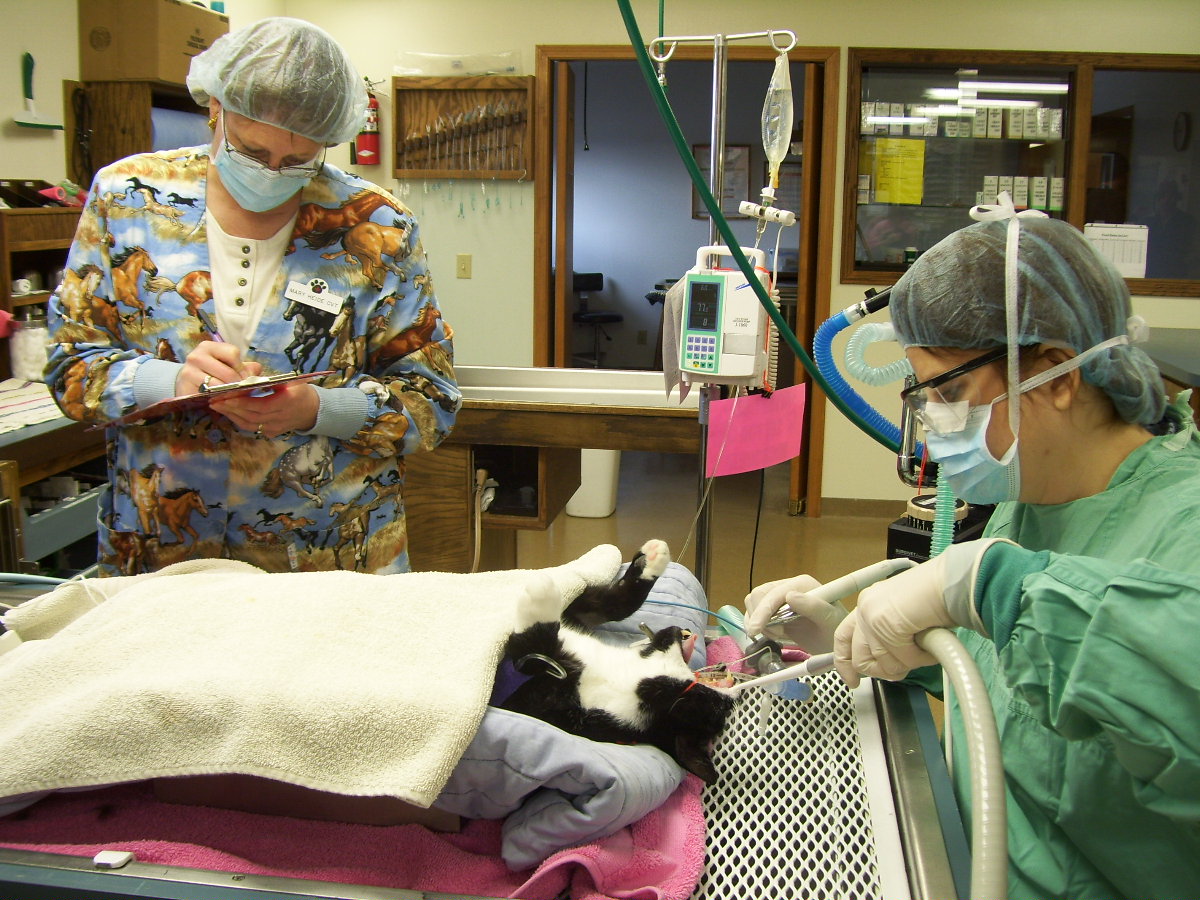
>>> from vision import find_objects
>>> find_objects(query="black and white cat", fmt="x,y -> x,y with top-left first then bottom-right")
492,539 -> 734,784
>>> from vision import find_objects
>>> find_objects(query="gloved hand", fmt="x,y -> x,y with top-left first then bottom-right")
833,539 -> 1014,688
743,574 -> 847,653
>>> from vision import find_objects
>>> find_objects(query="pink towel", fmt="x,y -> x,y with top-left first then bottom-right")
0,636 -> 746,900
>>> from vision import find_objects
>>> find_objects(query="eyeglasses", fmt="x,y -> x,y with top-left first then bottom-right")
221,111 -> 324,179
900,346 -> 1008,434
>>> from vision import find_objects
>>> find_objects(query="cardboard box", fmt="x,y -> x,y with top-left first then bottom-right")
79,0 -> 229,86
153,774 -> 462,831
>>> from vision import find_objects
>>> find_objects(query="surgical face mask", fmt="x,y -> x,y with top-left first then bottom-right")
213,112 -> 321,212
918,332 -> 1134,504
924,398 -> 1021,504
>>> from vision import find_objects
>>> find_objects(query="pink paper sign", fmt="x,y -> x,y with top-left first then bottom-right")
705,383 -> 808,477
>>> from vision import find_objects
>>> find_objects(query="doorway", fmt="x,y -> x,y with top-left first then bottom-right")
533,44 -> 839,514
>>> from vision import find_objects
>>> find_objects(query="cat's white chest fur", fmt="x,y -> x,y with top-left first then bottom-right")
559,627 -> 694,729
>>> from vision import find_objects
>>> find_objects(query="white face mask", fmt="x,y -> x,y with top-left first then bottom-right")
924,399 -> 1021,504
213,111 -> 321,212
921,334 -> 1139,504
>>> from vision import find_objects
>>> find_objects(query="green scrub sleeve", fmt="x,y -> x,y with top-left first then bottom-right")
973,542 -> 1052,651
985,552 -> 1200,815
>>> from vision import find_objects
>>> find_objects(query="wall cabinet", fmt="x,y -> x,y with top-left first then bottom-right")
844,49 -> 1073,284
842,49 -> 1200,297
0,208 -> 82,380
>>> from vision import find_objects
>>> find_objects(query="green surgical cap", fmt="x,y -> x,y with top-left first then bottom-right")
890,216 -> 1164,425
187,17 -> 366,145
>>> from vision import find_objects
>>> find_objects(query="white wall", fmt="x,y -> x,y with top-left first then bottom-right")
569,59 -> 785,370
8,0 -> 1199,502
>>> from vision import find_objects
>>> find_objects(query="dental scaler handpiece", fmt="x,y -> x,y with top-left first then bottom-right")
762,557 -> 915,630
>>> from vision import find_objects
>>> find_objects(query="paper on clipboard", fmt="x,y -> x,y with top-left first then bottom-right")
92,370 -> 335,429
1084,223 -> 1148,278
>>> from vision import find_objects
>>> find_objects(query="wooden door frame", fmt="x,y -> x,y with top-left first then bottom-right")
533,44 -> 840,516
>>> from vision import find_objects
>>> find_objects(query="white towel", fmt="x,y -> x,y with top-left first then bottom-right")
0,546 -> 624,809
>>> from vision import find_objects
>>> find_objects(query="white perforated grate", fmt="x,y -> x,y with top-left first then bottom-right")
692,677 -> 907,900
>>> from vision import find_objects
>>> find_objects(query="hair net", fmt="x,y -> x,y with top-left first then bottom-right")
187,17 -> 366,145
890,216 -> 1164,425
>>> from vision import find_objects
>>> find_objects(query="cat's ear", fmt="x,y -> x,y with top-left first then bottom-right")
674,734 -> 720,785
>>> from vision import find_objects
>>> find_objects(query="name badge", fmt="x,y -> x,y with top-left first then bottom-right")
285,279 -> 343,315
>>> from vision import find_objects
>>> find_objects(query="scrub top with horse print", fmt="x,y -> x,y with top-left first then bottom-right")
46,146 -> 460,577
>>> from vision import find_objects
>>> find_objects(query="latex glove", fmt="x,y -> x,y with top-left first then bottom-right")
833,539 -> 1013,688
743,574 -> 847,653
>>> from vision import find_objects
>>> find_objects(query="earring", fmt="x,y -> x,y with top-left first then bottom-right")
207,114 -> 217,129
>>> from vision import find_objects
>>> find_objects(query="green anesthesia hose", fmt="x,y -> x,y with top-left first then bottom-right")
616,0 -> 898,453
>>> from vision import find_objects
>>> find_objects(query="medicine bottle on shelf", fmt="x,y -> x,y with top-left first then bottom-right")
10,306 -> 49,383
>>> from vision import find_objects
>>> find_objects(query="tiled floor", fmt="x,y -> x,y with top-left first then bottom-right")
516,451 -> 900,614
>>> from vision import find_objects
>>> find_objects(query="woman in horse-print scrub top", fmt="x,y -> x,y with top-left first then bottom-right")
46,17 -> 459,577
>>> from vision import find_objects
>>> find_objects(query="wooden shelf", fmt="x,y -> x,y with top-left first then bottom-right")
0,208 -> 82,379
11,292 -> 54,309
392,75 -> 534,180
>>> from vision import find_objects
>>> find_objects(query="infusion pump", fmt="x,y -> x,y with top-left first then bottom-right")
679,245 -> 773,389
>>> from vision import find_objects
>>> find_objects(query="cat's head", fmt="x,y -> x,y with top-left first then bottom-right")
634,625 -> 734,784
636,672 -> 734,784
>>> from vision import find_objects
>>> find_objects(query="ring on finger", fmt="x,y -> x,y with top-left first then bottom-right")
202,374 -> 213,390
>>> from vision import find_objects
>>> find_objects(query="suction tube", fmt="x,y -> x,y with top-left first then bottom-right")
918,627 -> 1009,900
616,0 -> 898,454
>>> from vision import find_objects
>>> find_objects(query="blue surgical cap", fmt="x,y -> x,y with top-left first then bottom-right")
890,216 -> 1164,425
187,17 -> 366,145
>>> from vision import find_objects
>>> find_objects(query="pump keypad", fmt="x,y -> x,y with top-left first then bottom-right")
683,334 -> 717,372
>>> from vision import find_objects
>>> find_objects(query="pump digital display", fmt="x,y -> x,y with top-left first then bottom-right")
686,281 -> 720,331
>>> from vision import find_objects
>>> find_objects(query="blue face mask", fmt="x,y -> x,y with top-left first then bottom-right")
213,139 -> 313,213
924,401 -> 1021,505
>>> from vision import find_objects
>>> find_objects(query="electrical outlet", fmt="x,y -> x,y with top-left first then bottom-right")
456,253 -> 472,279
636,330 -> 647,345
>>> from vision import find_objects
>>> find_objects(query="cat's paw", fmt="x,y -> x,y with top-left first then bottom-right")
637,539 -> 671,579
514,572 -> 563,630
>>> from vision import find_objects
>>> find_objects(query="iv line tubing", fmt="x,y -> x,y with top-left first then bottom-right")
617,0 -> 899,454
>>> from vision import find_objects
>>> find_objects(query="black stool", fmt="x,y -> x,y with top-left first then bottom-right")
571,272 -> 621,367
645,290 -> 667,370
573,309 -> 624,368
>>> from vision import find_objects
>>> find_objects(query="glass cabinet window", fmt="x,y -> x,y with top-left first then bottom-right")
847,54 -> 1072,277
1089,70 -> 1200,282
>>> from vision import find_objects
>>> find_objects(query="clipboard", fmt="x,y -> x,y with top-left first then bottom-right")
93,370 -> 335,429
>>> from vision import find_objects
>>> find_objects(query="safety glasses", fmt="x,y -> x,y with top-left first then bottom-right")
221,111 -> 325,179
900,346 -> 1008,435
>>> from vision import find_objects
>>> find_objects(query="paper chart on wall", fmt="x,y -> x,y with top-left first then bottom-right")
865,138 -> 926,206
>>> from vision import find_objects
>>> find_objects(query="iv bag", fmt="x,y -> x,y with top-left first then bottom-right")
761,53 -> 793,184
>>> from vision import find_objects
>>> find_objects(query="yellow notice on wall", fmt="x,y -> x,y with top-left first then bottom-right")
862,138 -> 926,205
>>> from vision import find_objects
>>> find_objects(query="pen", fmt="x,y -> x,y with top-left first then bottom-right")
196,308 -> 224,342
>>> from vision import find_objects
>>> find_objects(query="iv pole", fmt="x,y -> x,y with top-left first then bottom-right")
648,29 -> 796,592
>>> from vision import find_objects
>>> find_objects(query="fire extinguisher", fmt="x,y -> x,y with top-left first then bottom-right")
353,78 -> 380,166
